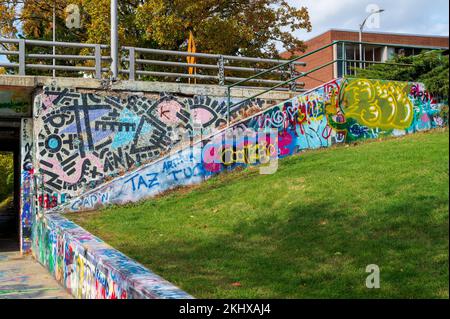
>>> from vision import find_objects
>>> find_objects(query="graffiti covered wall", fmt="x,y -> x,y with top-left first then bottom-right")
32,213 -> 192,299
28,77 -> 445,299
20,118 -> 34,254
55,78 -> 445,213
33,88 -> 272,210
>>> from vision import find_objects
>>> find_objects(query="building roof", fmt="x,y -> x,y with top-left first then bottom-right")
305,28 -> 449,43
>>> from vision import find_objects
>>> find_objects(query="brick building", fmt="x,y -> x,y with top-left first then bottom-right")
282,29 -> 449,90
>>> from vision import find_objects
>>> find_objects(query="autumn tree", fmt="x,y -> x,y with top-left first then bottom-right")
0,0 -> 311,58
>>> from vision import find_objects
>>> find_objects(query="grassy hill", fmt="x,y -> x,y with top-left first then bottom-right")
69,130 -> 449,299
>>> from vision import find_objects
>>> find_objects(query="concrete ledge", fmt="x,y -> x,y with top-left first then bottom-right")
0,75 -> 295,100
33,213 -> 193,299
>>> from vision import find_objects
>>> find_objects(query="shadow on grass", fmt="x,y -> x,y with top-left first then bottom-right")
117,193 -> 448,299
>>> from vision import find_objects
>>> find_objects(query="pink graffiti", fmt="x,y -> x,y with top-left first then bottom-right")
278,131 -> 294,157
191,108 -> 214,125
410,84 -> 436,104
41,95 -> 58,115
156,100 -> 182,125
46,154 -> 104,184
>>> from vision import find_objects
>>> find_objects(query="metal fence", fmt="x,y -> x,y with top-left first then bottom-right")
0,38 -> 306,89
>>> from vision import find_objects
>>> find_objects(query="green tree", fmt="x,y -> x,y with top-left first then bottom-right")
354,50 -> 449,101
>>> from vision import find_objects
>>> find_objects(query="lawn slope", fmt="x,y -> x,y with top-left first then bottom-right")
69,130 -> 449,299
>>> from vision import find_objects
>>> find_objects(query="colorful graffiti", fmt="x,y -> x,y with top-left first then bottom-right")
20,118 -> 34,254
26,78 -> 445,299
340,79 -> 414,130
54,78 -> 445,213
33,89 -> 269,209
31,213 -> 193,299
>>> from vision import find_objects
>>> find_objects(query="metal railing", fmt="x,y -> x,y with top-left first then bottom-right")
120,46 -> 305,86
0,38 -> 110,78
224,40 -> 441,125
0,38 -> 306,88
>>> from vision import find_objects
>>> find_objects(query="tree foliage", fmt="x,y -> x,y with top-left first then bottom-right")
0,152 -> 14,202
354,50 -> 449,101
0,0 -> 312,58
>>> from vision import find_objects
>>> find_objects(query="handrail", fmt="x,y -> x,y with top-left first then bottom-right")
224,39 -> 434,125
228,39 -> 445,91
0,37 -> 305,86
123,46 -> 306,65
229,41 -> 339,89
226,59 -> 340,124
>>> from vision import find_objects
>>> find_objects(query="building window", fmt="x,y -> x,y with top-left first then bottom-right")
337,43 -> 384,77
395,47 -> 421,57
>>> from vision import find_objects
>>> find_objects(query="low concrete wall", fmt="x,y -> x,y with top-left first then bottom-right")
32,213 -> 193,299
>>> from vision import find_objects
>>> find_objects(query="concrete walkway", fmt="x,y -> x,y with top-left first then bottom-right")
0,198 -> 71,299
0,251 -> 72,299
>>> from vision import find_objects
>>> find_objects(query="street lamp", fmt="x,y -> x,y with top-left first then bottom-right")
359,9 -> 385,68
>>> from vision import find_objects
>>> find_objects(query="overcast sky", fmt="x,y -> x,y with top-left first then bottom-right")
289,0 -> 449,41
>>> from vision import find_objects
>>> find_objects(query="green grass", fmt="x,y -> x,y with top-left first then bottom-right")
68,130 -> 449,299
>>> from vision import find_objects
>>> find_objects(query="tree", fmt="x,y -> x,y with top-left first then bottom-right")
0,152 -> 14,202
0,0 -> 312,58
354,50 -> 449,102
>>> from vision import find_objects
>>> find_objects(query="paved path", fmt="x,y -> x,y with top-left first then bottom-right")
1,201 -> 71,299
0,251 -> 72,299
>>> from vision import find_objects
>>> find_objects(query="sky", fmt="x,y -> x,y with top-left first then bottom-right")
288,0 -> 449,41
1,0 -> 449,63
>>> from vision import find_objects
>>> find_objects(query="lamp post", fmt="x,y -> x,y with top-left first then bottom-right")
111,0 -> 118,80
359,9 -> 385,69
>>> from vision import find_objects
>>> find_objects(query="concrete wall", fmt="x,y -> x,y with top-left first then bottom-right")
31,84 -> 284,211
14,76 -> 445,299
59,78 -> 446,213
20,118 -> 34,253
1,75 -> 292,297
32,213 -> 192,299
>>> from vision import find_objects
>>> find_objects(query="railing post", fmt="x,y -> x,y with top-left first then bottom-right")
129,47 -> 135,81
110,0 -> 119,80
18,39 -> 25,75
95,44 -> 102,79
227,86 -> 231,127
218,55 -> 225,86
341,42 -> 346,77
289,63 -> 297,92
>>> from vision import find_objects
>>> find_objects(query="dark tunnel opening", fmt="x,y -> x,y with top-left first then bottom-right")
0,124 -> 21,252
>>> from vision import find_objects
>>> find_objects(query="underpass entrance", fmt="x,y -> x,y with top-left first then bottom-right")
0,123 -> 21,252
